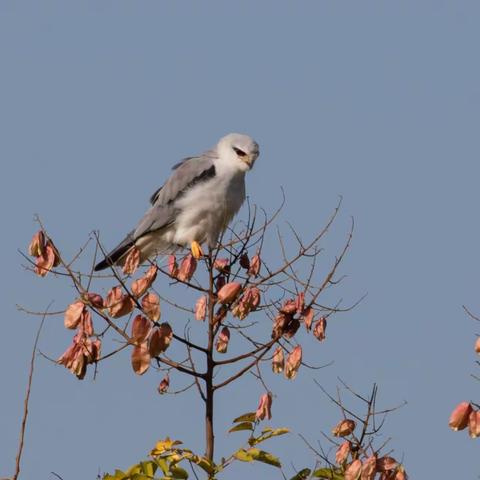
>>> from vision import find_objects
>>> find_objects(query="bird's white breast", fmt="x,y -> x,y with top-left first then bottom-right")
172,168 -> 246,247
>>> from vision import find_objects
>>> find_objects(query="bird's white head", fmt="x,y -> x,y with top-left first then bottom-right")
216,133 -> 260,173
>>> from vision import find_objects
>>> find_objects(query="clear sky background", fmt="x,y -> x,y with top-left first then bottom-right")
1,2 -> 480,479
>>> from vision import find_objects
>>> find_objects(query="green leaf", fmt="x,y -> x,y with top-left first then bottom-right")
151,438 -> 183,456
233,412 -> 256,423
235,448 -> 282,468
312,467 -> 344,479
170,466 -> 189,479
103,469 -> 127,479
139,461 -> 157,477
250,427 -> 290,445
155,458 -> 169,475
289,468 -> 312,480
192,456 -> 216,475
249,449 -> 282,468
228,421 -> 254,433
126,464 -> 141,475
234,449 -> 255,462
267,427 -> 289,437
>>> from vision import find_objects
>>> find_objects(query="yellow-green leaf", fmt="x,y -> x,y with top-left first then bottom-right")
312,467 -> 344,479
140,461 -> 157,477
166,452 -> 183,464
248,449 -> 281,468
155,458 -> 169,475
192,456 -> 216,475
228,421 -> 254,433
130,475 -> 151,480
268,427 -> 289,437
290,469 -> 311,480
250,427 -> 290,445
233,412 -> 256,423
126,464 -> 141,475
234,449 -> 255,462
170,466 -> 189,479
151,437 -> 183,456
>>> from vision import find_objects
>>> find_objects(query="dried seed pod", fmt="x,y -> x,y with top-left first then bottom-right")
468,410 -> 480,438
64,301 -> 85,330
280,299 -> 297,315
28,230 -> 45,257
215,326 -> 230,353
131,315 -> 153,343
131,341 -> 151,375
284,345 -> 302,380
217,282 -> 242,304
149,323 -> 173,356
248,254 -> 261,277
344,459 -> 362,480
177,254 -> 197,282
195,295 -> 207,321
302,307 -> 314,331
335,441 -> 351,465
123,247 -> 140,275
168,255 -> 178,278
232,287 -> 261,320
34,243 -> 57,277
83,292 -> 104,309
376,456 -> 398,473
131,265 -> 158,297
272,347 -> 284,374
142,292 -> 161,322
332,419 -> 356,437
105,286 -> 135,318
449,402 -> 473,431
213,258 -> 230,272
255,392 -> 273,421
239,252 -> 250,270
158,374 -> 170,394
313,317 -> 327,342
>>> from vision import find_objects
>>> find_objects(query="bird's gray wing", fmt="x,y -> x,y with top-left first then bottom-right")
149,149 -> 217,205
134,151 -> 217,240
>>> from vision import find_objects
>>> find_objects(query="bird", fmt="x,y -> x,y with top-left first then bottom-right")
94,133 -> 260,271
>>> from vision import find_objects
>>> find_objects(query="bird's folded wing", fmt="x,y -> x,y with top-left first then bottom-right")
134,152 -> 217,240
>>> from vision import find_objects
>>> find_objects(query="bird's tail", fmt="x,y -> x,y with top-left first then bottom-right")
94,231 -> 135,271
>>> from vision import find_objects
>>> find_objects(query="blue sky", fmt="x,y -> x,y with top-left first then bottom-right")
1,1 -> 480,478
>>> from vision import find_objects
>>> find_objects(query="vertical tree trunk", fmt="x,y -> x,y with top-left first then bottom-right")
205,251 -> 215,462
205,351 -> 215,461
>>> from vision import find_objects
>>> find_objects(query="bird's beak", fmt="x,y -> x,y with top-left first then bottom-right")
242,154 -> 256,169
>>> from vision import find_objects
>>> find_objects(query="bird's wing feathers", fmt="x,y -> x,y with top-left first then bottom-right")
93,230 -> 135,271
94,151 -> 218,271
149,150 -> 217,205
134,152 -> 217,240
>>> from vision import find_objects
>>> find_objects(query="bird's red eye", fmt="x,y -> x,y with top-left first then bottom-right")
233,147 -> 246,157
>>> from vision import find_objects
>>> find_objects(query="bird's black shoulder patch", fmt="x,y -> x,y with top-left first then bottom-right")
149,183 -> 165,205
168,164 -> 216,205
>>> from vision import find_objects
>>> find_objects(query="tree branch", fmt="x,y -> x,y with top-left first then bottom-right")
14,307 -> 48,480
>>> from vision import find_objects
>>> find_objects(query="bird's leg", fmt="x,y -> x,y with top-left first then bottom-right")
191,240 -> 204,259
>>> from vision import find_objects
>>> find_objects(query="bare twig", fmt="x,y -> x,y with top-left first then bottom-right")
13,307 -> 48,480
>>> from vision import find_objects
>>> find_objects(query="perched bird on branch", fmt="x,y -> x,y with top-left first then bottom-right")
94,133 -> 260,271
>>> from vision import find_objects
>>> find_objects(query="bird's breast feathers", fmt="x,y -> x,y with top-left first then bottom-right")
172,171 -> 246,246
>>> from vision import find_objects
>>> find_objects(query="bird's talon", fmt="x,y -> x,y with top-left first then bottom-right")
191,241 -> 204,259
